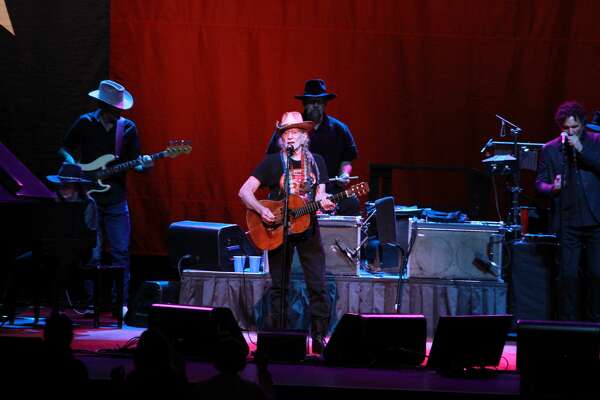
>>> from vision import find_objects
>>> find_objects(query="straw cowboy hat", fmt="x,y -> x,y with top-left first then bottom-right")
88,80 -> 133,110
276,111 -> 315,134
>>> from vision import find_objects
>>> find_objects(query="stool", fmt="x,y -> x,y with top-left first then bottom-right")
83,264 -> 125,328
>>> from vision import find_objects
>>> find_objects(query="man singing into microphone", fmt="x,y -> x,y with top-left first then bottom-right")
239,111 -> 335,353
536,101 -> 600,321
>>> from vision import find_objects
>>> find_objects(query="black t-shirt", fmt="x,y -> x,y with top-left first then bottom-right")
62,109 -> 140,205
252,153 -> 329,202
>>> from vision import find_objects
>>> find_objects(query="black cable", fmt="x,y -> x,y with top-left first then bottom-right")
491,176 -> 502,222
395,222 -> 417,312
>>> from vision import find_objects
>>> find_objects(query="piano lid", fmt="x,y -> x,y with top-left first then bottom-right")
0,142 -> 55,202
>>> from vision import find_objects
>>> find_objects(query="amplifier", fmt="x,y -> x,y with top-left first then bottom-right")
407,220 -> 504,281
292,215 -> 362,276
168,221 -> 245,271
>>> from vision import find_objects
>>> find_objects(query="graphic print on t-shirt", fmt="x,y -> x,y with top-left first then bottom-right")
279,164 -> 316,202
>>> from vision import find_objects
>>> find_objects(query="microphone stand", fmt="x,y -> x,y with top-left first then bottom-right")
278,146 -> 294,329
557,137 -> 568,320
495,115 -> 523,239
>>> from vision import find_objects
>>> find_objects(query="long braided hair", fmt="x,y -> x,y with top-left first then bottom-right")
278,135 -> 320,198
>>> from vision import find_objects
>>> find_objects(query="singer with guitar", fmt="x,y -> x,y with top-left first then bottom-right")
58,80 -> 151,316
536,101 -> 600,322
239,111 -> 336,354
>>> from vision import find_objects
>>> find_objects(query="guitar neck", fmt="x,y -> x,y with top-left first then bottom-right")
291,190 -> 350,218
96,151 -> 165,178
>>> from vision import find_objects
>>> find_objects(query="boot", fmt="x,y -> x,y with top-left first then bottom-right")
311,319 -> 329,355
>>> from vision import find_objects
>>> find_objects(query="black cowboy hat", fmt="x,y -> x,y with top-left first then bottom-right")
294,79 -> 337,101
46,163 -> 92,184
587,111 -> 600,132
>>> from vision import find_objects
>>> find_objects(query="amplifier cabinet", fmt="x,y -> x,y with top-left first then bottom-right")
318,215 -> 362,276
292,215 -> 362,276
407,220 -> 504,282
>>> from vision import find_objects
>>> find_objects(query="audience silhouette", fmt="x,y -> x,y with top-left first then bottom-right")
41,312 -> 89,395
191,336 -> 272,399
115,328 -> 188,397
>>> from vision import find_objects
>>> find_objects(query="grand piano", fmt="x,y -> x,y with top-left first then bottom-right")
1,143 -> 95,324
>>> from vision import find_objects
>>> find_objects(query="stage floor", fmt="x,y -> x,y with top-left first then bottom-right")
0,307 -> 521,399
1,306 -> 518,368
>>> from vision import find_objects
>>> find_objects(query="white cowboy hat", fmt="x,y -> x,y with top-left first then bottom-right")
88,80 -> 133,110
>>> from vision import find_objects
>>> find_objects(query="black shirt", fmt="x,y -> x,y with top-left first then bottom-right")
252,152 -> 329,202
62,109 -> 140,205
562,134 -> 597,227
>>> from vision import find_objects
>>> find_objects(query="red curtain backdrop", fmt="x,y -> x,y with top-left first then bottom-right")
110,0 -> 600,255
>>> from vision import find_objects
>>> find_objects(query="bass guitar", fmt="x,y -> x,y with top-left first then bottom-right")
246,182 -> 369,250
78,141 -> 192,194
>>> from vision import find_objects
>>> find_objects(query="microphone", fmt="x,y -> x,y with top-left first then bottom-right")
335,238 -> 356,263
286,145 -> 294,156
561,132 -> 578,163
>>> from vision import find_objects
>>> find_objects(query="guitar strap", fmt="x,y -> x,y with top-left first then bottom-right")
115,117 -> 125,158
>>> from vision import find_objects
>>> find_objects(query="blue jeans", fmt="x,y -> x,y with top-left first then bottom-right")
88,200 -> 131,304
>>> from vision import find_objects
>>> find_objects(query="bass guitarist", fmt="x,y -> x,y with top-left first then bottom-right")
239,111 -> 335,354
58,79 -> 153,316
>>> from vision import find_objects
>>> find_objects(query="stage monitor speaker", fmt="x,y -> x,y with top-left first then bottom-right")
407,220 -> 504,281
168,221 -> 245,271
148,304 -> 248,359
323,313 -> 427,366
517,320 -> 600,396
426,314 -> 512,372
126,281 -> 180,327
257,331 -> 307,362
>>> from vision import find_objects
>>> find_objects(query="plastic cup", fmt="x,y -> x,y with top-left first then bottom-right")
233,255 -> 246,272
248,256 -> 262,273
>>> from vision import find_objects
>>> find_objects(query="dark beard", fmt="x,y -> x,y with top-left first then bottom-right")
305,109 -> 323,123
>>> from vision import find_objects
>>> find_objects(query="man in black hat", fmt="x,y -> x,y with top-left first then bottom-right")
266,79 -> 359,215
58,80 -> 152,315
536,100 -> 600,321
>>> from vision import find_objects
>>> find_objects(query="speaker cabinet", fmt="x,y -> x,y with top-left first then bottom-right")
323,313 -> 427,366
292,215 -> 362,276
427,315 -> 512,372
148,304 -> 248,359
127,281 -> 180,327
257,331 -> 307,362
407,220 -> 504,281
317,215 -> 362,275
517,320 -> 600,396
509,235 -> 557,323
168,221 -> 244,271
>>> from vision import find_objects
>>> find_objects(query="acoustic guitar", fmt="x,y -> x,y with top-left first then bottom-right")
246,182 -> 369,250
78,141 -> 192,194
